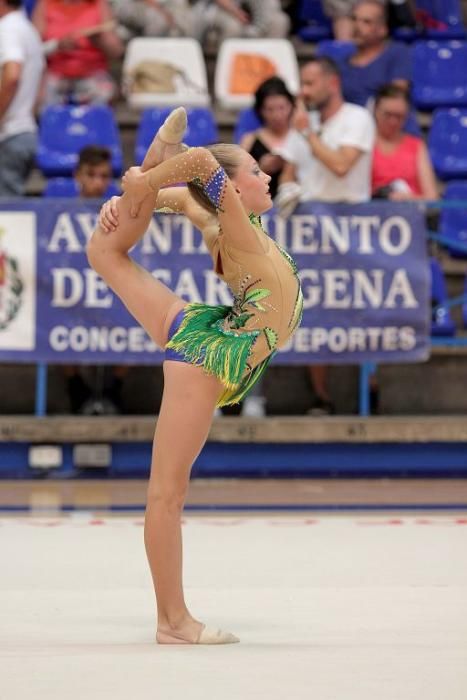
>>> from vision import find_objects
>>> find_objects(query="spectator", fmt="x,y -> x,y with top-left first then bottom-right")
191,0 -> 290,45
0,0 -> 44,196
277,57 -> 375,205
322,0 -> 416,40
111,0 -> 191,41
339,0 -> 412,107
74,143 -> 113,196
240,77 -> 295,200
322,0 -> 355,40
372,84 -> 438,201
32,0 -> 123,106
63,145 -> 127,414
276,57 -> 375,414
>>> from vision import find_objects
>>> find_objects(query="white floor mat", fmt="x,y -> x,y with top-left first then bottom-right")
1,514 -> 466,700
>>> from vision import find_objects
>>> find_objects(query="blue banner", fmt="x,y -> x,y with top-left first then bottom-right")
0,199 -> 430,364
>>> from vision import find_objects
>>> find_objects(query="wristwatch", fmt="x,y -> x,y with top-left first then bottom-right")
301,127 -> 321,140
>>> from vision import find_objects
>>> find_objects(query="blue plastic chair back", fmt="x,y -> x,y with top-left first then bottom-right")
430,257 -> 456,335
316,40 -> 356,63
43,177 -> 121,198
233,108 -> 262,144
134,107 -> 218,164
439,181 -> 467,257
37,105 -> 123,177
403,110 -> 422,137
298,0 -> 332,41
428,109 -> 467,179
412,40 -> 467,109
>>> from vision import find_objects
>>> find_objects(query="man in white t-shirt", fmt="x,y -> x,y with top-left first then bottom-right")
277,56 -> 375,206
276,57 -> 375,415
0,0 -> 44,195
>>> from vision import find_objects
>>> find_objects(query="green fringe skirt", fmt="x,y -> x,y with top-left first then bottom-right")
165,303 -> 273,407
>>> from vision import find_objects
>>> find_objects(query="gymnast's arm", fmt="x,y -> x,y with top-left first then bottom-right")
155,186 -> 214,231
97,187 -> 211,234
124,147 -> 264,254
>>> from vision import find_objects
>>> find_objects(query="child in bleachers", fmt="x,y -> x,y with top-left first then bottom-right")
74,144 -> 113,197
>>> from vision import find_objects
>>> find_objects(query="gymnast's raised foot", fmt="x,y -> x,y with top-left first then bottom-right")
141,106 -> 188,171
156,618 -> 239,645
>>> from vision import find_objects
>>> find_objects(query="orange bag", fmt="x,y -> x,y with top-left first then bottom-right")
229,53 -> 277,94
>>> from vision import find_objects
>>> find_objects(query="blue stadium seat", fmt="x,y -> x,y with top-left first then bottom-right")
439,181 -> 467,257
430,258 -> 456,335
412,41 -> 467,110
403,111 -> 422,137
316,40 -> 356,63
37,105 -> 123,177
43,177 -> 121,198
395,0 -> 465,41
233,108 -> 262,144
134,107 -> 218,164
298,0 -> 332,42
428,109 -> 467,179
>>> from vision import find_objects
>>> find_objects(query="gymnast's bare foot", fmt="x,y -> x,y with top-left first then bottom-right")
141,106 -> 188,172
156,614 -> 239,645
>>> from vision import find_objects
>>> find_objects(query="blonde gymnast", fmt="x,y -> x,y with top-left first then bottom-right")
87,107 -> 303,644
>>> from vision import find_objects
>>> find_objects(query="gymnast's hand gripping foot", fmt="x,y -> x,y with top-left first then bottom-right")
87,107 -> 303,645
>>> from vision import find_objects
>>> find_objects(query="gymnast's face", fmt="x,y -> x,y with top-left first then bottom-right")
232,152 -> 272,215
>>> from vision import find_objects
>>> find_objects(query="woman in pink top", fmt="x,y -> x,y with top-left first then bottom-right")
33,0 -> 123,105
371,84 -> 438,200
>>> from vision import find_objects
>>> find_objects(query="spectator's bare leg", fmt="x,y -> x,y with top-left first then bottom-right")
308,364 -> 331,402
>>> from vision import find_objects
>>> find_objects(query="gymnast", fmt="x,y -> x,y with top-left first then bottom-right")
87,107 -> 303,644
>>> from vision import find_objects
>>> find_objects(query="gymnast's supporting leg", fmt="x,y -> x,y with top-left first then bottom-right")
146,360 -> 238,644
137,112 -> 238,643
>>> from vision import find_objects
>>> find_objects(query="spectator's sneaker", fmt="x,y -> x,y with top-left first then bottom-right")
241,395 -> 267,418
306,397 -> 335,416
80,398 -> 119,416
